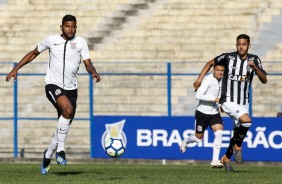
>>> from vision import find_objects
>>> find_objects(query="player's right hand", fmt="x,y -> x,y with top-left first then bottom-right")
6,70 -> 18,82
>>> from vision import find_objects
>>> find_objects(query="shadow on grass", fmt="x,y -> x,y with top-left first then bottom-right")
228,170 -> 257,173
52,171 -> 84,176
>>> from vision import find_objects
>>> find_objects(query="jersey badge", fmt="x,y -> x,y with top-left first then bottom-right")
70,42 -> 77,50
55,89 -> 61,96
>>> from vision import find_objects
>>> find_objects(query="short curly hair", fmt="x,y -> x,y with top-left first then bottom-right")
62,14 -> 76,25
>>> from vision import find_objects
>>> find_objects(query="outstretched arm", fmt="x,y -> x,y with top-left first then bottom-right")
193,59 -> 215,90
84,59 -> 101,83
6,47 -> 40,82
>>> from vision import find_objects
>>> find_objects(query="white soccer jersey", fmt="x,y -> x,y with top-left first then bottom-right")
196,73 -> 222,115
37,35 -> 90,90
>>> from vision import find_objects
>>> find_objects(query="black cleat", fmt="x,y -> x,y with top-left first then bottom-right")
233,144 -> 243,164
221,154 -> 234,172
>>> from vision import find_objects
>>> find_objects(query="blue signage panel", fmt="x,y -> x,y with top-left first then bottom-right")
91,116 -> 282,161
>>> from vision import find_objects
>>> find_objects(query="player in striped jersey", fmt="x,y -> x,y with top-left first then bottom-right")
193,34 -> 267,172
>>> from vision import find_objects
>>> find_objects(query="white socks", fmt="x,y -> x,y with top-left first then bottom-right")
45,116 -> 71,159
212,130 -> 223,161
184,134 -> 202,144
45,131 -> 58,159
57,116 -> 71,152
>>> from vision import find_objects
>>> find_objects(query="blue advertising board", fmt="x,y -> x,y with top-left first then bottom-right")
91,116 -> 281,161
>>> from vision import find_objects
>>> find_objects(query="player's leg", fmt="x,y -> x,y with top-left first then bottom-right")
210,123 -> 223,168
209,113 -> 223,168
40,150 -> 51,175
221,102 -> 247,159
41,85 -> 61,174
232,114 -> 251,163
55,95 -> 74,165
43,85 -> 77,168
180,110 -> 208,153
220,102 -> 249,171
45,131 -> 58,159
180,133 -> 203,153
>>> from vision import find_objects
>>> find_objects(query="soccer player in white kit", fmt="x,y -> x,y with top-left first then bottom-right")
6,15 -> 101,174
180,64 -> 225,168
193,34 -> 267,172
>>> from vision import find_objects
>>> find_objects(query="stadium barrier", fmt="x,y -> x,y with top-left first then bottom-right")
0,62 -> 281,160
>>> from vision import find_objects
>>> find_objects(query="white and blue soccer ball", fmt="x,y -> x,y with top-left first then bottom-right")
104,138 -> 125,157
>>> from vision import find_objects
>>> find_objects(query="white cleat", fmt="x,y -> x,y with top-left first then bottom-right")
210,160 -> 224,168
180,140 -> 187,153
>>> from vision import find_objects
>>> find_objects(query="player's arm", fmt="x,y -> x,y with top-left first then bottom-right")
193,59 -> 215,90
83,59 -> 101,83
195,77 -> 217,102
6,47 -> 40,82
248,60 -> 267,84
254,66 -> 267,84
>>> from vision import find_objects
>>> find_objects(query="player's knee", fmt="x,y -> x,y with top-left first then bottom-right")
195,133 -> 204,140
62,108 -> 74,119
241,122 -> 252,128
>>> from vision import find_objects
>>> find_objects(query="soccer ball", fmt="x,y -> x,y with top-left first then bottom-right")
104,138 -> 125,157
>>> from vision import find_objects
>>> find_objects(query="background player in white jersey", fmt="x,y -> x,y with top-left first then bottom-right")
193,34 -> 267,172
180,65 -> 225,168
6,15 -> 101,175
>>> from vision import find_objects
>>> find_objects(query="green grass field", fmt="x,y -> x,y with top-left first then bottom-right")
0,162 -> 281,184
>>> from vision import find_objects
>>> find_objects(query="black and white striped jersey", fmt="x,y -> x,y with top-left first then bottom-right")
214,51 -> 267,105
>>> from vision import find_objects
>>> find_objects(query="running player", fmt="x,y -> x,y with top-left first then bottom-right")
6,15 -> 101,174
180,64 -> 225,168
193,34 -> 267,172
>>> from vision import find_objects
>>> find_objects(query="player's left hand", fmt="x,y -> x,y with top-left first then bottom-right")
92,72 -> 101,82
247,61 -> 257,70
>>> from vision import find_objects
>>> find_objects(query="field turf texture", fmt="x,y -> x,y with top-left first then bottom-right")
0,163 -> 281,184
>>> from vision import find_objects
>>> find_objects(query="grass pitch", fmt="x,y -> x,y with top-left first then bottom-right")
0,162 -> 281,184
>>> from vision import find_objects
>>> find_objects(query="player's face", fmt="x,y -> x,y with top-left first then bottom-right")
236,38 -> 250,58
61,21 -> 77,40
213,65 -> 225,80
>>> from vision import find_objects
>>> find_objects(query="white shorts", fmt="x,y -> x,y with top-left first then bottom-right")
221,102 -> 249,126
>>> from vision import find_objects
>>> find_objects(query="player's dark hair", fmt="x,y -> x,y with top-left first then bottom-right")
237,34 -> 250,43
214,64 -> 225,68
62,14 -> 76,25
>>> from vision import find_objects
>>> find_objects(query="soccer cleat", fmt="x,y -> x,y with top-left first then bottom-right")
221,154 -> 234,172
210,160 -> 224,168
180,140 -> 187,153
233,144 -> 243,164
56,151 -> 67,166
40,150 -> 51,175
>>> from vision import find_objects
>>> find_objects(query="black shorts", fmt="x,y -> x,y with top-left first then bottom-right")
45,84 -> 78,119
194,110 -> 223,134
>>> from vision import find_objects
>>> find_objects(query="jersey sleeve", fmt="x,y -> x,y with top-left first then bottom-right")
80,39 -> 90,60
254,55 -> 267,74
195,75 -> 216,102
37,36 -> 51,53
214,53 -> 228,65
